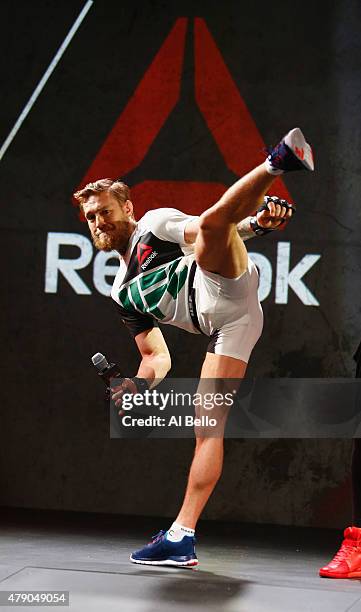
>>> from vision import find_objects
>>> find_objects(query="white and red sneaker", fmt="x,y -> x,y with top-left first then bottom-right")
266,127 -> 314,174
319,526 -> 361,578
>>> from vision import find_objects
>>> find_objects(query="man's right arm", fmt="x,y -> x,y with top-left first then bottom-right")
111,327 -> 171,409
134,327 -> 171,388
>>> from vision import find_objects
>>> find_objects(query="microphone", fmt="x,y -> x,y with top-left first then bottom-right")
92,353 -> 155,439
91,352 -> 123,385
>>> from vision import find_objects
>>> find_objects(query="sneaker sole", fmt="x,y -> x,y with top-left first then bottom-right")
285,127 -> 314,171
320,570 -> 361,579
130,556 -> 198,567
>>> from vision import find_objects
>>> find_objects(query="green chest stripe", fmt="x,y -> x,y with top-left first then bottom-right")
118,286 -> 135,311
144,285 -> 168,318
142,259 -> 180,289
130,280 -> 146,311
118,260 -> 190,320
140,267 -> 167,290
167,265 -> 188,299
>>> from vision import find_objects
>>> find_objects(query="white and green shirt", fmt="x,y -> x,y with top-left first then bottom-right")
111,208 -> 199,337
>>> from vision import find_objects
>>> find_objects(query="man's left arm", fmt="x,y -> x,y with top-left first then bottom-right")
184,196 -> 295,244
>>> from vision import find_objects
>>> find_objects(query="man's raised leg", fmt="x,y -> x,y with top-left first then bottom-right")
196,127 -> 313,278
196,164 -> 275,278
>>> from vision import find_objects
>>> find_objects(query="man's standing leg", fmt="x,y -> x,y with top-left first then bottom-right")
174,356 -> 247,530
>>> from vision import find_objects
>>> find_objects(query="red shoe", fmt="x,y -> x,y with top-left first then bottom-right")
319,526 -> 361,578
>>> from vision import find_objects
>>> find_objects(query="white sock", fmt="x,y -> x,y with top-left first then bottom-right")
166,522 -> 195,542
264,158 -> 284,176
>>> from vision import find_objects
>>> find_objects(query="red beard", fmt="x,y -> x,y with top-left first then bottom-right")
91,221 -> 133,254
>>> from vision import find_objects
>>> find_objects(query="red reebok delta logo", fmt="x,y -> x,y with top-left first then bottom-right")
137,243 -> 153,265
76,18 -> 291,217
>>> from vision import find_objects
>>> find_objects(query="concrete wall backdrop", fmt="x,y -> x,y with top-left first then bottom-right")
1,0 -> 361,527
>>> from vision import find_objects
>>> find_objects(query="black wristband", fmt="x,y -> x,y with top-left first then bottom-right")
250,216 -> 274,236
131,377 -> 150,393
251,196 -> 296,236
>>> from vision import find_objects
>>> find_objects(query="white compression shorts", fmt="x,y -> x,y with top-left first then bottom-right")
194,257 -> 263,363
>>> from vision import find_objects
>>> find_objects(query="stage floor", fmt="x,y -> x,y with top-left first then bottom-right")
0,509 -> 360,612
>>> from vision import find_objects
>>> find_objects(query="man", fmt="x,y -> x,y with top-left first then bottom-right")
319,342 -> 361,579
74,127 -> 314,567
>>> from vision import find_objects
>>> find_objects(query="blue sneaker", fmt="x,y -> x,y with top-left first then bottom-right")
130,530 -> 198,567
267,127 -> 314,173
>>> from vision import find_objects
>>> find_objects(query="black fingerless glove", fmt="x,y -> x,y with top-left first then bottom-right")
250,195 -> 296,236
130,377 -> 150,393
